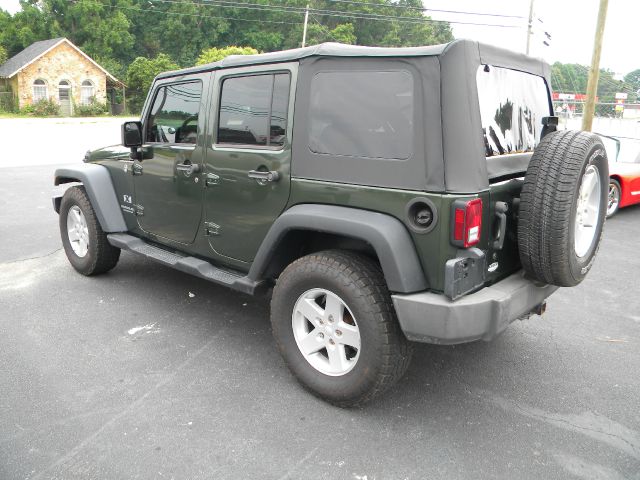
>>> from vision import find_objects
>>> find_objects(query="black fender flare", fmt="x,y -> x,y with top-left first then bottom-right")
54,163 -> 127,232
248,204 -> 428,293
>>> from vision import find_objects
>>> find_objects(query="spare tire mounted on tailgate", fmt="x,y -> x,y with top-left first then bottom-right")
518,130 -> 608,286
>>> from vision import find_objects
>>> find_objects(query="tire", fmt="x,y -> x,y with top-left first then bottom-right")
270,250 -> 412,407
518,130 -> 608,287
607,179 -> 621,218
59,186 -> 120,276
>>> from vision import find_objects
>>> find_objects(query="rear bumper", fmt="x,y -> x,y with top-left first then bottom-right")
392,271 -> 559,344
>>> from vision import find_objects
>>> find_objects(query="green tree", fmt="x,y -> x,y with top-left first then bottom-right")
93,55 -> 127,82
624,68 -> 640,93
0,2 -> 50,57
551,62 -> 636,117
0,45 -> 7,65
329,23 -> 357,44
126,53 -> 178,112
196,46 -> 258,66
44,0 -> 135,60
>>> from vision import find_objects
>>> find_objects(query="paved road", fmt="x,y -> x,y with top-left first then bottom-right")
1,149 -> 639,478
0,117 -> 135,168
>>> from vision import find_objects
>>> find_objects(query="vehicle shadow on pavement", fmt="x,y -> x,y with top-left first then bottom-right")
110,252 -> 566,415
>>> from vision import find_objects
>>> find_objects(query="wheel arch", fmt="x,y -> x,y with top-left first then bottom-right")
609,174 -> 627,208
610,174 -> 623,188
248,204 -> 428,293
54,164 -> 127,232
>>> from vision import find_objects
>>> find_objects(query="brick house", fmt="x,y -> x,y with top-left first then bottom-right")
0,37 -> 124,115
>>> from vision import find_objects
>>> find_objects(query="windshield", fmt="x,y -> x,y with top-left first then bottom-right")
597,134 -> 640,164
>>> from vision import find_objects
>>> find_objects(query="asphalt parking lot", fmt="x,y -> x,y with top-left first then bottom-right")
1,119 -> 639,479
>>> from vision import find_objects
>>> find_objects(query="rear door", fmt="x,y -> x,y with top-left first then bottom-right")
134,77 -> 206,244
203,63 -> 296,263
476,64 -> 552,282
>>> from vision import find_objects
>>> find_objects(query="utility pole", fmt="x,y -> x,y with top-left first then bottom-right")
582,0 -> 609,132
526,0 -> 535,55
302,4 -> 309,48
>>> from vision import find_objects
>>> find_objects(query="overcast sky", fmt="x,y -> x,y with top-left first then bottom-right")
426,0 -> 636,77
0,0 -> 636,76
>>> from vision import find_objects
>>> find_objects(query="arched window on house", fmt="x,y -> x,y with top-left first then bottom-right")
32,79 -> 48,102
81,80 -> 95,105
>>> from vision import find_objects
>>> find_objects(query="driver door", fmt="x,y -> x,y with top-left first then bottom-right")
134,77 -> 206,244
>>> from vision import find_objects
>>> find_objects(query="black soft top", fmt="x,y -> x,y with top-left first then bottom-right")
155,40 -> 551,193
156,39 -> 549,81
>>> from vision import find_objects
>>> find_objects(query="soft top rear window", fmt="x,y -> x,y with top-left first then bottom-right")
477,65 -> 550,157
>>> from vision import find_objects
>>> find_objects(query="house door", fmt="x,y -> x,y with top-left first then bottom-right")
58,80 -> 71,116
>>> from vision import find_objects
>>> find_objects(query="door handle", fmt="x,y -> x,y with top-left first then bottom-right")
248,170 -> 280,183
176,163 -> 200,175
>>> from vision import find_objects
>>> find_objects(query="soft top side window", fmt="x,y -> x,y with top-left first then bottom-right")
308,70 -> 414,160
146,81 -> 202,144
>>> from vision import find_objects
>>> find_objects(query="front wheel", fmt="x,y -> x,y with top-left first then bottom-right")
270,250 -> 412,407
59,186 -> 120,275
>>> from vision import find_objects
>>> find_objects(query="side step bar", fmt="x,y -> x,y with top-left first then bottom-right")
107,233 -> 266,295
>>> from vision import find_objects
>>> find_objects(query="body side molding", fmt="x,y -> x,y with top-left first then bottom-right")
54,163 -> 127,232
248,204 -> 428,293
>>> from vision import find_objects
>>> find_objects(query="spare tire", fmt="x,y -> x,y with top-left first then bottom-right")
518,130 -> 608,286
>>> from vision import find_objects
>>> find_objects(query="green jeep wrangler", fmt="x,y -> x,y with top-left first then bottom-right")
53,40 -> 608,406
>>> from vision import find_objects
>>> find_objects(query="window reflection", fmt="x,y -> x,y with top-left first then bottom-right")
147,81 -> 202,144
477,66 -> 550,157
218,73 -> 290,147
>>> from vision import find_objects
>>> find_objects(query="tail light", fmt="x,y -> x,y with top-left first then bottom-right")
451,198 -> 483,248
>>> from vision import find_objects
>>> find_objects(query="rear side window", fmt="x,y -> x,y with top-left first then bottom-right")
217,73 -> 291,147
308,71 -> 413,160
477,66 -> 550,157
146,81 -> 202,144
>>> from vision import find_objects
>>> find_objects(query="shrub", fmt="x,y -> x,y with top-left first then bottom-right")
75,98 -> 108,117
20,99 -> 60,116
19,104 -> 35,115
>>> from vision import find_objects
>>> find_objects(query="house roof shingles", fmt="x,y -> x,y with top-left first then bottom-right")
0,38 -> 64,78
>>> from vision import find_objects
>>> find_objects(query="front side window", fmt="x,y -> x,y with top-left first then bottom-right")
146,81 -> 202,144
217,73 -> 291,147
477,65 -> 551,157
308,70 -> 414,160
33,79 -> 47,102
81,80 -> 94,105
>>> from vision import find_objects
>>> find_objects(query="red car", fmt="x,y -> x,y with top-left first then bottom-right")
597,134 -> 640,217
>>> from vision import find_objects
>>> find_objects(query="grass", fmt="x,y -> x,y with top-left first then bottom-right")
0,112 -> 137,119
0,112 -> 32,118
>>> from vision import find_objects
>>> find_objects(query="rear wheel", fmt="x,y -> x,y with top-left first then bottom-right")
59,186 -> 120,275
518,130 -> 608,286
270,250 -> 412,407
607,179 -> 621,218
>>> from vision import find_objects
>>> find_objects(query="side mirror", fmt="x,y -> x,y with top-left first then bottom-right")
122,121 -> 143,148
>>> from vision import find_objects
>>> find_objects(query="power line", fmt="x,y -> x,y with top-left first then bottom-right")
91,0 -> 304,25
322,0 -> 526,19
148,0 -> 525,28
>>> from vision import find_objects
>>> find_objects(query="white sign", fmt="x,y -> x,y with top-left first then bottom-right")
615,92 -> 628,100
